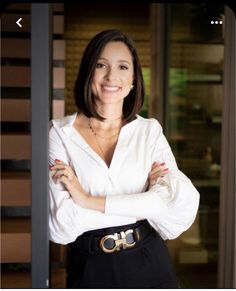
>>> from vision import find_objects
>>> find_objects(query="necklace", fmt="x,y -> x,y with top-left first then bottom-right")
88,118 -> 122,140
88,118 -> 122,160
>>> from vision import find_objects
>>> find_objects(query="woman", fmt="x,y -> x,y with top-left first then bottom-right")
49,29 -> 200,288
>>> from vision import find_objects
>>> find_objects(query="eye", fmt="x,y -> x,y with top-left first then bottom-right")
119,65 -> 128,70
96,62 -> 106,69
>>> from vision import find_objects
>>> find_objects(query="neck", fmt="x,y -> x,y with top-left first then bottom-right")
102,114 -> 123,122
93,105 -> 124,130
91,116 -> 123,131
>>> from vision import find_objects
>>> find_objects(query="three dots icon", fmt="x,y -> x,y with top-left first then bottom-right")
211,20 -> 223,24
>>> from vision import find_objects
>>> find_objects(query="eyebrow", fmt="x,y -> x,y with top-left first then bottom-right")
98,57 -> 132,65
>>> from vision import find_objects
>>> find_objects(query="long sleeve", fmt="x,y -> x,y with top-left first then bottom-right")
49,125 -> 137,244
105,119 -> 200,240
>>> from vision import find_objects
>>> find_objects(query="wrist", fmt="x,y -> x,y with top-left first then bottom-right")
86,195 -> 106,213
72,190 -> 106,212
72,190 -> 89,208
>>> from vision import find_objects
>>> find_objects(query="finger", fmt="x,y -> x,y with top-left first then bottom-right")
150,165 -> 168,175
50,164 -> 67,171
154,168 -> 169,176
150,168 -> 169,178
52,169 -> 66,179
56,163 -> 74,176
152,162 -> 166,170
54,160 -> 67,167
50,169 -> 57,176
151,161 -> 158,169
58,169 -> 74,180
151,161 -> 164,170
150,169 -> 169,180
55,159 -> 65,164
151,161 -> 165,169
51,170 -> 58,183
50,164 -> 74,175
56,170 -> 74,183
56,174 -> 69,185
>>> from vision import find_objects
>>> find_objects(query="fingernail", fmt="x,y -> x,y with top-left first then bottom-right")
160,162 -> 165,166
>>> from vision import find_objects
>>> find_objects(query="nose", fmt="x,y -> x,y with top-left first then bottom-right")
105,67 -> 117,82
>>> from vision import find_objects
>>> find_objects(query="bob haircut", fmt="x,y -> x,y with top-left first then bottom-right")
74,29 -> 145,123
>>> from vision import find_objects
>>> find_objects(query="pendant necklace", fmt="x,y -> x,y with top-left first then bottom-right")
88,117 -> 122,159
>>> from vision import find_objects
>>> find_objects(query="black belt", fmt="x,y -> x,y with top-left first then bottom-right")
71,220 -> 154,254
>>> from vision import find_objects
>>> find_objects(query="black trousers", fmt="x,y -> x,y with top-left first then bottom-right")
66,221 -> 178,288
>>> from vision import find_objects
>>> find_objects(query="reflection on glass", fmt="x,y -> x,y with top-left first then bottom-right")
165,3 -> 224,288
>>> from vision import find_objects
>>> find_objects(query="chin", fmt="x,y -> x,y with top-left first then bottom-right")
99,95 -> 125,104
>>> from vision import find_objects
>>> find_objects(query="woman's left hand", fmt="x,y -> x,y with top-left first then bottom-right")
50,160 -> 89,207
148,161 -> 169,189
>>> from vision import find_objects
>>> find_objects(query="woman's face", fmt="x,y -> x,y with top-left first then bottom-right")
91,41 -> 134,105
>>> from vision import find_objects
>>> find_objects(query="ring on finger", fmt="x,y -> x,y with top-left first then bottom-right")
64,171 -> 72,180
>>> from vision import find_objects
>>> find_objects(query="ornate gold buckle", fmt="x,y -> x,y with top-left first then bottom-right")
100,229 -> 136,253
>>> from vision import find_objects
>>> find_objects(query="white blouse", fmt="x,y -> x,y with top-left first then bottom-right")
49,112 -> 200,245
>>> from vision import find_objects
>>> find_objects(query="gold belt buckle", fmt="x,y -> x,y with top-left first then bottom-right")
100,229 -> 136,253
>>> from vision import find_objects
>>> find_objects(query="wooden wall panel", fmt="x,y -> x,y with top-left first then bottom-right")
2,39 -> 31,58
2,134 -> 31,159
1,4 -> 66,281
1,233 -> 31,263
2,39 -> 64,61
1,99 -> 31,122
2,67 -> 30,88
1,218 -> 31,263
53,15 -> 64,35
52,100 -> 65,119
2,67 -> 65,89
53,40 -> 65,61
53,68 -> 65,89
1,172 -> 31,206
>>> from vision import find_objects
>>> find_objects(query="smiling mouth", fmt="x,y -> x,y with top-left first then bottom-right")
102,85 -> 121,92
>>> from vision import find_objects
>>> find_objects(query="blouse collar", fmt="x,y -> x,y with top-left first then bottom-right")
52,112 -> 140,131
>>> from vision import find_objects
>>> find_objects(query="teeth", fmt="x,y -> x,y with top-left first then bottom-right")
102,86 -> 119,91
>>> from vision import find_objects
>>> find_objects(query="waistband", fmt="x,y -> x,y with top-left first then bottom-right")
69,220 -> 154,254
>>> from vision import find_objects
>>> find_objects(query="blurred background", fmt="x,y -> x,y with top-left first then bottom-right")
1,3 -> 235,288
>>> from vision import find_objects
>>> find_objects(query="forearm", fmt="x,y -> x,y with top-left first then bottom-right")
49,185 -> 136,244
72,191 -> 106,213
85,195 -> 106,212
104,173 -> 200,239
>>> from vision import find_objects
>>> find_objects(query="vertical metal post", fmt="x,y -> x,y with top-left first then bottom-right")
31,3 -> 52,288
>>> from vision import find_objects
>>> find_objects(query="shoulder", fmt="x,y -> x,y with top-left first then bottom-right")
50,112 -> 77,130
134,115 -> 170,150
49,112 -> 77,140
135,115 -> 163,136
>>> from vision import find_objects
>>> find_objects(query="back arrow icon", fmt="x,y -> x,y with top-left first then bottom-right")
16,18 -> 22,28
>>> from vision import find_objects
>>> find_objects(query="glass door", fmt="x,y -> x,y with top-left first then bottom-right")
165,3 -> 224,288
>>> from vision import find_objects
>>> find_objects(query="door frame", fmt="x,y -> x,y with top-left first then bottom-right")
31,3 -> 52,288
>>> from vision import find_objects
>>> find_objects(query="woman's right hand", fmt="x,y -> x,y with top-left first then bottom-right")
148,162 -> 169,189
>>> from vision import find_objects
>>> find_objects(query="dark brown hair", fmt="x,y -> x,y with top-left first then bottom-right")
74,29 -> 145,122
